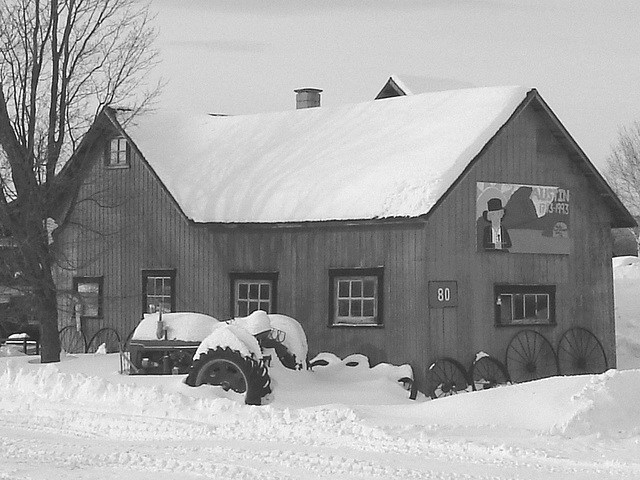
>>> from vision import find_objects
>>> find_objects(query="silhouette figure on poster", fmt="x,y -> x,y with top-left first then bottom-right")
482,198 -> 512,251
502,186 -> 538,229
502,185 -> 570,237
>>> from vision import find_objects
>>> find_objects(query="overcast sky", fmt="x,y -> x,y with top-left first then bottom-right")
148,0 -> 640,169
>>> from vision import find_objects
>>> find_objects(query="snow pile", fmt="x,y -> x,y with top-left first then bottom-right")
362,370 -> 640,440
131,310 -> 310,368
370,374 -> 591,432
194,323 -> 262,361
264,314 -> 308,368
7,332 -> 30,340
0,353 -> 413,428
310,352 -> 413,387
0,360 -> 197,422
2,352 -> 639,441
228,310 -> 272,336
614,256 -> 640,369
558,369 -> 640,438
613,255 -> 640,275
0,345 -> 25,357
193,311 -> 309,363
132,312 -> 219,341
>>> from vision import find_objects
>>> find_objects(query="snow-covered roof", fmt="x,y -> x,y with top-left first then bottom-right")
382,74 -> 476,96
125,86 -> 531,223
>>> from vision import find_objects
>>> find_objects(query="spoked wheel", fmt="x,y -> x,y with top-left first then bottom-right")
557,327 -> 608,375
470,354 -> 510,390
505,330 -> 558,383
58,325 -> 87,354
426,357 -> 471,399
186,347 -> 271,405
87,328 -> 122,353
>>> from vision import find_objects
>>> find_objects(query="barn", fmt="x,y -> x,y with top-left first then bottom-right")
53,78 -> 636,394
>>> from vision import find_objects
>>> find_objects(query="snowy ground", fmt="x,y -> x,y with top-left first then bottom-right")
1,258 -> 639,479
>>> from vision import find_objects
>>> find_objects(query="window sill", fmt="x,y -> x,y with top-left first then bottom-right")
329,323 -> 384,328
105,164 -> 130,170
495,322 -> 556,328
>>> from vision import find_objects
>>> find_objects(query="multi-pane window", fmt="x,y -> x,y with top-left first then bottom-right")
495,284 -> 555,325
143,270 -> 176,314
235,280 -> 271,316
230,273 -> 277,317
330,268 -> 383,326
108,137 -> 129,167
73,277 -> 103,318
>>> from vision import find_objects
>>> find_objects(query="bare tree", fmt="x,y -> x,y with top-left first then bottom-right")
606,121 -> 640,255
0,0 -> 161,362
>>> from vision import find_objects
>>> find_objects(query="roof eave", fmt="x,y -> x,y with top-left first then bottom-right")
529,93 -> 637,229
190,215 -> 429,231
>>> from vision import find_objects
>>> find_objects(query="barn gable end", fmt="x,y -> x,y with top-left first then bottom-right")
54,109 -> 192,341
421,97 -> 621,370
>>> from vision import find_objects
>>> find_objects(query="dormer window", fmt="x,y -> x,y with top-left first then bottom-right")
107,137 -> 130,167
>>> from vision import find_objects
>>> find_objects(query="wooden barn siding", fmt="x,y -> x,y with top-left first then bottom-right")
423,103 -> 616,372
188,222 -> 427,370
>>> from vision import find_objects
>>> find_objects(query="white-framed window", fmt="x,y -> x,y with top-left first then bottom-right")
330,268 -> 383,327
495,284 -> 555,325
73,276 -> 103,318
107,137 -> 130,167
143,269 -> 176,314
230,273 -> 277,317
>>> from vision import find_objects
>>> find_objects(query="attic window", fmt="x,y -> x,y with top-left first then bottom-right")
107,137 -> 130,168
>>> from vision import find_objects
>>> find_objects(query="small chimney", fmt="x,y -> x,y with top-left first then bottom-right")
294,88 -> 322,109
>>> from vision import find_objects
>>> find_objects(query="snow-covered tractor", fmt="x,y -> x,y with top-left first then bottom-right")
127,310 -> 308,405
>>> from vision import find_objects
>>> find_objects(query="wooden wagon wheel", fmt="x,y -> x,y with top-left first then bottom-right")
58,325 -> 87,354
470,354 -> 510,390
425,357 -> 471,399
87,327 -> 122,353
557,327 -> 608,375
505,330 -> 558,383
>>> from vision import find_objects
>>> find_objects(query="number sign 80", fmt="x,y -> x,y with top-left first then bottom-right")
429,281 -> 458,308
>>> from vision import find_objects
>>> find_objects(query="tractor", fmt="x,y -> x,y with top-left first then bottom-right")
127,310 -> 308,405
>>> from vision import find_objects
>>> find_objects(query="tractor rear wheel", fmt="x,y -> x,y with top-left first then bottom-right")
185,347 -> 271,405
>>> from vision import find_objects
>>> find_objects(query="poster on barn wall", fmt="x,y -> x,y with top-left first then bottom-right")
476,182 -> 570,254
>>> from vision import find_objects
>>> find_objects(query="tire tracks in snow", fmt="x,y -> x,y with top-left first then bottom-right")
1,404 -> 640,479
